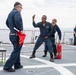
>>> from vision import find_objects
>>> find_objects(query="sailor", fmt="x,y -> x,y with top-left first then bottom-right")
74,25 -> 76,45
3,2 -> 24,72
43,19 -> 62,58
30,15 -> 54,62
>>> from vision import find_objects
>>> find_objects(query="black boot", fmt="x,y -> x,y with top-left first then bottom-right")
4,68 -> 15,72
50,53 -> 54,62
42,51 -> 47,57
30,50 -> 36,58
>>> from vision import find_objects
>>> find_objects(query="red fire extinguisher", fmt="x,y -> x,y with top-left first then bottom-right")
56,44 -> 62,59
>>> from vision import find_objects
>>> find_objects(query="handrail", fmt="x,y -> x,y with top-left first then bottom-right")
0,29 -> 74,44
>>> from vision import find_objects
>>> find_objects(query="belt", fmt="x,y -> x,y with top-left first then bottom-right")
10,33 -> 17,36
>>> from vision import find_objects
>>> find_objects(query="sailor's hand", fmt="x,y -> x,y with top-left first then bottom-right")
21,31 -> 24,34
32,15 -> 35,21
45,36 -> 48,39
58,40 -> 61,44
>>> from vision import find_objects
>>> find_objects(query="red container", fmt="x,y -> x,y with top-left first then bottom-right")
57,44 -> 62,52
17,31 -> 26,46
56,53 -> 62,59
56,44 -> 62,59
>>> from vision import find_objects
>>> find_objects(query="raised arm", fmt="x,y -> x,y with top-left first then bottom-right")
32,15 -> 40,28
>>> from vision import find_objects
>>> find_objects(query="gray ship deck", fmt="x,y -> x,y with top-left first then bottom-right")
0,44 -> 76,75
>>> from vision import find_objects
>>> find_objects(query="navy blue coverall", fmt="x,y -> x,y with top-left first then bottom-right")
3,8 -> 23,70
33,21 -> 53,54
44,24 -> 61,56
74,27 -> 76,45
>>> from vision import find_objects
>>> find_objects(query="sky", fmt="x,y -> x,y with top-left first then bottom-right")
0,0 -> 76,29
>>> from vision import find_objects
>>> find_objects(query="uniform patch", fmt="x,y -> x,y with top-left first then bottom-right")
46,26 -> 49,29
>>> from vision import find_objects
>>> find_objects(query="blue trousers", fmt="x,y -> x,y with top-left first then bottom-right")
4,35 -> 22,69
44,38 -> 57,56
34,37 -> 53,53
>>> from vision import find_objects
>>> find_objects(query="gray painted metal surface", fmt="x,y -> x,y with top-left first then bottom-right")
0,44 -> 76,75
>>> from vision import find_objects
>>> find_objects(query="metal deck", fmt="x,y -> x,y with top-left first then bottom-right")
0,44 -> 76,75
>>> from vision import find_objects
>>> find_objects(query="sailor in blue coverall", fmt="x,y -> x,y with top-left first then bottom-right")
3,2 -> 24,72
30,15 -> 54,62
74,25 -> 76,45
43,19 -> 62,58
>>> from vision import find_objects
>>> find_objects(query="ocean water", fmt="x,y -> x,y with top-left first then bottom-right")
0,28 -> 74,44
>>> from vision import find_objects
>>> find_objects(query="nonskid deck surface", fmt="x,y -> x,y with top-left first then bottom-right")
0,44 -> 76,75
